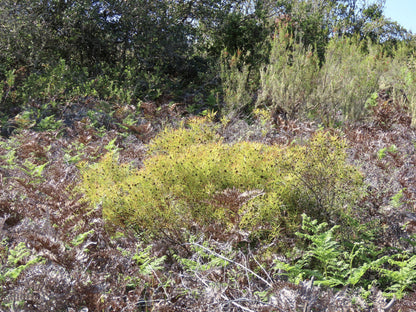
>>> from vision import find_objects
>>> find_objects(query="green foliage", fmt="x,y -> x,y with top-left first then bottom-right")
117,243 -> 167,290
312,36 -> 386,124
275,214 -> 355,287
132,245 -> 166,276
365,91 -> 379,108
0,69 -> 17,116
1,0 -> 414,127
205,5 -> 272,67
64,141 -> 88,165
256,30 -> 408,125
378,254 -> 416,299
285,131 -> 364,220
0,134 -> 49,186
0,139 -> 17,169
380,43 -> 416,126
220,52 -> 253,119
80,121 -> 363,243
257,26 -> 319,119
37,115 -> 63,131
147,117 -> 222,155
390,189 -> 405,208
1,242 -> 43,281
275,214 -> 416,299
21,59 -> 75,104
275,214 -> 384,289
20,59 -> 137,107
71,229 -> 95,247
21,159 -> 48,185
377,146 -> 387,160
241,131 -> 364,236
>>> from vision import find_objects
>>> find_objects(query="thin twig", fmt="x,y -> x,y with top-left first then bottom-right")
151,267 -> 170,299
382,295 -> 396,312
193,270 -> 257,312
248,248 -> 274,285
242,252 -> 253,294
185,242 -> 273,288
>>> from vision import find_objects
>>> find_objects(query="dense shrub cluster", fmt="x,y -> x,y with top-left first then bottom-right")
80,118 -> 363,244
1,0 -> 415,131
254,27 -> 416,126
0,110 -> 415,310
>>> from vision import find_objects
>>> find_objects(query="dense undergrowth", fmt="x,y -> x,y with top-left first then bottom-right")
1,97 -> 416,310
2,1 -> 416,311
80,119 -> 363,246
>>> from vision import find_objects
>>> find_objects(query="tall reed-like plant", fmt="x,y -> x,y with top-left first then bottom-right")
311,37 -> 386,125
257,26 -> 318,119
220,51 -> 252,120
380,43 -> 416,126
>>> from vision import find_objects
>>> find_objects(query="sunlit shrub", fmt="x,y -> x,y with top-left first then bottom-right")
257,26 -> 319,119
257,31 -> 393,125
79,120 -> 363,243
147,117 -> 222,155
311,36 -> 386,124
220,51 -> 253,119
380,43 -> 416,126
239,131 -> 364,238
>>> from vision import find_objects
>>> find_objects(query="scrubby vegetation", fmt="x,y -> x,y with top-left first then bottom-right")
80,121 -> 363,245
2,0 -> 416,311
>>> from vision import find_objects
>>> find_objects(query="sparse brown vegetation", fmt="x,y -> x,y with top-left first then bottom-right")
2,1 -> 416,311
0,98 -> 415,310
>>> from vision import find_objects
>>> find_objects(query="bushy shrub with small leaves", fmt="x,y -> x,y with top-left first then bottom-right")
257,26 -> 318,119
379,43 -> 416,126
220,51 -> 253,119
311,36 -> 387,125
80,120 -> 364,243
240,131 -> 364,240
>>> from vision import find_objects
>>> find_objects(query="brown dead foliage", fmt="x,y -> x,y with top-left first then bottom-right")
0,122 -> 158,311
1,93 -> 416,311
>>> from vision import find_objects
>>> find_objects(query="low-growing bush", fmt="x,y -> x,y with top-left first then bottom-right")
239,131 -> 364,240
379,43 -> 416,126
79,119 -> 364,244
275,214 -> 416,300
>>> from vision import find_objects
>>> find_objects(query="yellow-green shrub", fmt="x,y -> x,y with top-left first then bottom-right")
239,133 -> 363,238
147,117 -> 222,155
79,121 -> 363,242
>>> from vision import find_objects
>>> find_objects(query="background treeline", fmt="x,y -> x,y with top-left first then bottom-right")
1,0 -> 415,131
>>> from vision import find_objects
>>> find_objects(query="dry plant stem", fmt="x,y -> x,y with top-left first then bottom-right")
242,253 -> 253,295
248,249 -> 273,285
382,295 -> 396,312
151,267 -> 169,299
185,242 -> 273,288
193,270 -> 257,312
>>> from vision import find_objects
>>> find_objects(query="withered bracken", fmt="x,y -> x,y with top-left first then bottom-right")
0,97 -> 416,311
